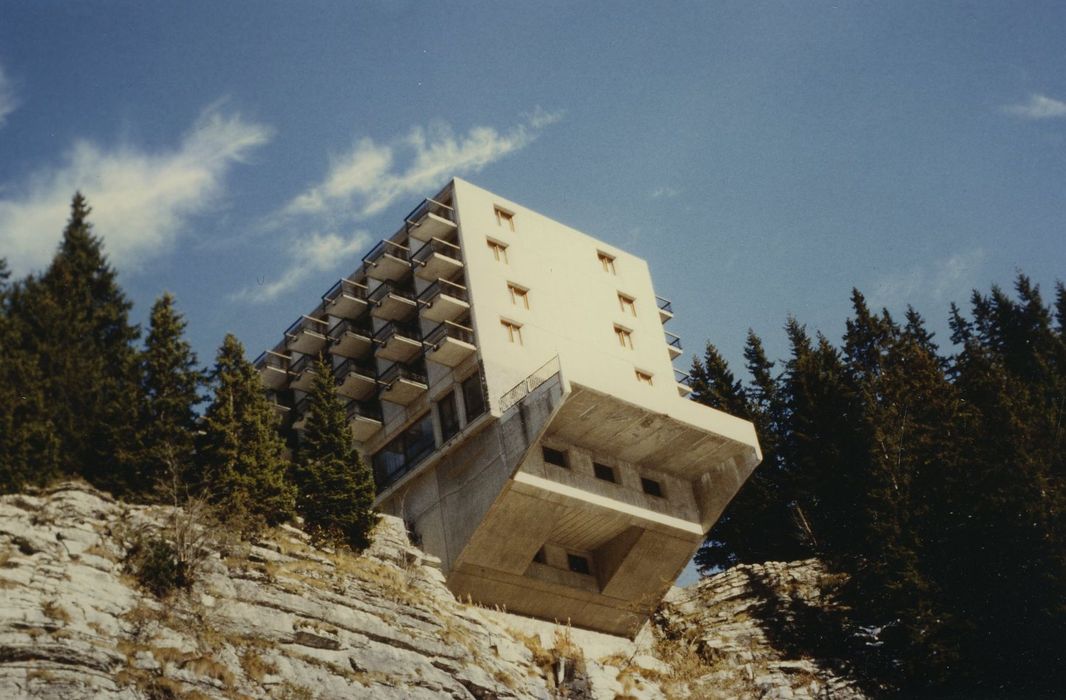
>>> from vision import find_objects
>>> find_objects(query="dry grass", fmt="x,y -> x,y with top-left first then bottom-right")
41,599 -> 72,624
240,648 -> 277,682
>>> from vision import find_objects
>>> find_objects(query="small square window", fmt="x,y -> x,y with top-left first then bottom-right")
501,319 -> 523,345
567,554 -> 591,575
614,325 -> 634,349
635,370 -> 654,385
543,446 -> 568,468
508,283 -> 530,309
593,462 -> 616,483
598,251 -> 616,274
618,293 -> 636,316
641,477 -> 664,498
494,206 -> 515,232
487,238 -> 508,263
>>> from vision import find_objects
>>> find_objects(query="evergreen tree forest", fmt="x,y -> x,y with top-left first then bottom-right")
0,194 -> 376,552
692,282 -> 1065,696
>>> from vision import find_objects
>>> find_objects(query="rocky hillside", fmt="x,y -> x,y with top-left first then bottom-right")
0,483 -> 867,699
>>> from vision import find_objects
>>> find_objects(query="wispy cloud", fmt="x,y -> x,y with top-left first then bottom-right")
871,248 -> 987,310
650,186 -> 679,199
278,108 -> 564,225
230,230 -> 370,302
1003,93 -> 1066,120
0,63 -> 19,128
0,105 -> 272,276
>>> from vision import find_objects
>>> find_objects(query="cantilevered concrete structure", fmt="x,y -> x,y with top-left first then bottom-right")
256,178 -> 761,637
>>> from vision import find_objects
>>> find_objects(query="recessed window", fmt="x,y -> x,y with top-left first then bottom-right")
635,370 -> 654,385
543,446 -> 568,468
533,547 -> 547,564
598,251 -> 616,274
501,319 -> 523,345
487,238 -> 509,263
618,293 -> 636,316
593,462 -> 616,483
494,206 -> 515,232
567,554 -> 591,575
641,477 -> 664,498
462,373 -> 487,421
507,283 -> 530,309
614,325 -> 634,349
437,390 -> 460,442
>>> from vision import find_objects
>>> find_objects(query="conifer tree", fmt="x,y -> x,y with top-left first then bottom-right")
293,358 -> 376,550
197,334 -> 295,528
136,293 -> 204,497
5,195 -> 141,491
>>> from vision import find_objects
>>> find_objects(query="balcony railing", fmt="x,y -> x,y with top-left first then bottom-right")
345,399 -> 383,423
363,238 -> 410,265
289,353 -> 319,376
405,197 -> 455,227
334,357 -> 377,382
424,320 -> 475,348
374,320 -> 422,344
328,317 -> 373,340
378,361 -> 428,387
322,277 -> 368,304
254,350 -> 290,372
412,237 -> 462,265
657,296 -> 673,315
418,278 -> 468,305
674,369 -> 693,387
665,331 -> 683,351
368,280 -> 417,306
284,315 -> 329,341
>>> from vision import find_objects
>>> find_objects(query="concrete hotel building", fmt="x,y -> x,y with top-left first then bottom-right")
256,178 -> 761,636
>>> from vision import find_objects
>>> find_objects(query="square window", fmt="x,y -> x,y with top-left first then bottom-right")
641,477 -> 664,498
487,238 -> 509,263
494,206 -> 515,232
598,251 -> 616,274
543,446 -> 568,468
501,319 -> 523,345
593,462 -> 616,483
508,283 -> 530,309
567,554 -> 591,575
618,293 -> 636,316
635,370 -> 654,385
614,325 -> 634,349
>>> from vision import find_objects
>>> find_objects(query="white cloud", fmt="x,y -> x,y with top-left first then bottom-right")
1003,93 -> 1066,120
650,186 -> 679,199
872,248 -> 986,310
0,63 -> 18,128
279,108 -> 564,225
230,230 -> 370,302
0,106 -> 272,276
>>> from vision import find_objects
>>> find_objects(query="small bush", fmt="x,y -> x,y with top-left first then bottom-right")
127,536 -> 191,597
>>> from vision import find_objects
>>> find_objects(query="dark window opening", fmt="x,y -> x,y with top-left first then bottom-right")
567,554 -> 591,575
462,372 -> 487,422
543,446 -> 568,468
371,412 -> 435,491
593,462 -> 616,483
533,547 -> 547,564
438,391 -> 460,442
641,477 -> 664,498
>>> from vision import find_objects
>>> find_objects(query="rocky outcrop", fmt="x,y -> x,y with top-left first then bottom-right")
0,483 -> 866,699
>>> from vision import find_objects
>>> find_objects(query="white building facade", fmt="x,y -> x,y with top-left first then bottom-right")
257,178 -> 761,636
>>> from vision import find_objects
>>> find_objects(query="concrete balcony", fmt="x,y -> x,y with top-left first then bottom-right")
369,281 -> 418,322
411,237 -> 464,282
322,277 -> 369,320
288,354 -> 323,393
656,296 -> 674,324
346,399 -> 383,442
424,320 -> 477,368
665,331 -> 683,360
405,198 -> 457,243
292,396 -> 311,431
675,369 -> 693,398
335,358 -> 378,401
267,391 -> 292,423
328,318 -> 374,359
254,350 -> 291,390
284,315 -> 330,355
363,239 -> 412,282
374,321 -> 423,364
418,278 -> 470,324
378,362 -> 428,406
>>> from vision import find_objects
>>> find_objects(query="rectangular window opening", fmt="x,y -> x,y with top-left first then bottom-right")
615,325 -> 634,349
487,238 -> 509,263
507,283 -> 530,309
437,390 -> 460,442
542,446 -> 568,469
635,370 -> 654,385
593,462 -> 616,483
462,372 -> 487,422
598,251 -> 616,274
567,554 -> 591,576
618,293 -> 636,316
494,206 -> 515,232
641,477 -> 664,498
502,319 -> 523,345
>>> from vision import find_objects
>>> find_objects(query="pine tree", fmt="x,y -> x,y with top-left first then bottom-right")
197,334 -> 295,529
135,293 -> 204,497
13,194 -> 142,491
293,358 -> 376,550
